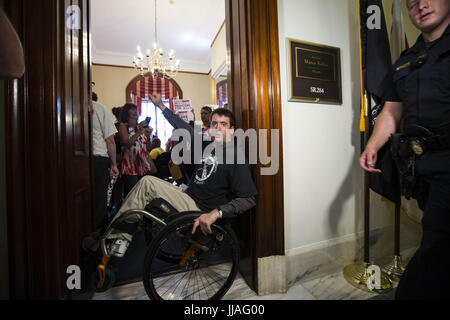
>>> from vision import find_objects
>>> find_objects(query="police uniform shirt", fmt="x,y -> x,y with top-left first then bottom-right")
383,24 -> 450,134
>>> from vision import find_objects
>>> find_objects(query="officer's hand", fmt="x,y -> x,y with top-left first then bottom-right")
360,148 -> 382,173
192,210 -> 220,235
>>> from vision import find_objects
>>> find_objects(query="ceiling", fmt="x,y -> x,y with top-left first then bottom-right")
91,0 -> 226,74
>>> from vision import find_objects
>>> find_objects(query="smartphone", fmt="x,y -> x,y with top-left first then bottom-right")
144,117 -> 151,128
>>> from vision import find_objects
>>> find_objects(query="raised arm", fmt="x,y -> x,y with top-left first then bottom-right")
149,93 -> 193,133
360,101 -> 403,173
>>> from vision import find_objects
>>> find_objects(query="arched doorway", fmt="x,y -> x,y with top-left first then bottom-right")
125,74 -> 184,147
125,73 -> 183,113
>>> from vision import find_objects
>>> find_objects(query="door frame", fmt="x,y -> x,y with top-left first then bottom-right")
225,0 -> 285,292
4,0 -> 285,298
4,0 -> 93,299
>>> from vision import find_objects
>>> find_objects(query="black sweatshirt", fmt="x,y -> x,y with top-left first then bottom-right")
162,108 -> 257,218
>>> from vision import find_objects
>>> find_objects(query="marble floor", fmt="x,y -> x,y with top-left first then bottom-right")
84,244 -> 417,301
88,262 -> 402,301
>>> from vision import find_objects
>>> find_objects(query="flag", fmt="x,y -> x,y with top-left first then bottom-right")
359,0 -> 401,203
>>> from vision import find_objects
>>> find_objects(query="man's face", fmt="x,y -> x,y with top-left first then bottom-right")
201,109 -> 211,125
210,114 -> 234,142
407,0 -> 450,33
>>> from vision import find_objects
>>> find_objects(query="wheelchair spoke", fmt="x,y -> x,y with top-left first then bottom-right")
159,270 -> 189,300
151,262 -> 232,300
182,272 -> 226,300
143,215 -> 239,300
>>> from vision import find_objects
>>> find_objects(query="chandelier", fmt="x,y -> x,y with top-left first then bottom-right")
132,0 -> 180,79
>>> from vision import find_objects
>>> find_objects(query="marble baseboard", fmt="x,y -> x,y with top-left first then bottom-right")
257,255 -> 287,296
286,213 -> 422,287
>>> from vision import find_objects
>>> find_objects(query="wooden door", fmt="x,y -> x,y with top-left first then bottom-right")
226,0 -> 285,292
5,0 -> 93,299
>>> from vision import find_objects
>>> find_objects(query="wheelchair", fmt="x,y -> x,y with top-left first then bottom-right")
83,198 -> 240,300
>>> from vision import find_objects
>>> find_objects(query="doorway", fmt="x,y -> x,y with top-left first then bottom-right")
90,0 -> 232,288
4,0 -> 284,299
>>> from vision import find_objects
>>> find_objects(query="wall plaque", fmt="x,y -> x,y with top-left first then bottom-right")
288,39 -> 342,104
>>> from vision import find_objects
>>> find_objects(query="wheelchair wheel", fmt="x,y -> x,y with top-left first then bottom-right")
142,214 -> 239,300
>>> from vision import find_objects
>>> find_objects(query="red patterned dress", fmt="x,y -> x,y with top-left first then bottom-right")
121,124 -> 151,176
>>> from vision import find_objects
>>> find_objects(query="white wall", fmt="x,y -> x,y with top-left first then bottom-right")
278,0 -> 394,256
92,65 -> 212,122
210,23 -> 227,79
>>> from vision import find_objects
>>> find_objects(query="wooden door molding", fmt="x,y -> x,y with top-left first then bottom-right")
226,0 -> 285,291
5,0 -> 93,299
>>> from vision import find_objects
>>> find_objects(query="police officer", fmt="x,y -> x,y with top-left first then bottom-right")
360,0 -> 450,299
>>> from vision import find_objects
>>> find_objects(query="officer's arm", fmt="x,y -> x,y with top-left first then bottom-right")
360,101 -> 403,172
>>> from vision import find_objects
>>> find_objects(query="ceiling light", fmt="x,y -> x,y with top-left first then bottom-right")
132,0 -> 180,79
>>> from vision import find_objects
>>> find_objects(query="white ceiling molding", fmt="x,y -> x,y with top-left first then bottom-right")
91,0 -> 225,74
92,47 -> 211,73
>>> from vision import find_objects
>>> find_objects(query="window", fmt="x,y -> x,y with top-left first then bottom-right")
139,99 -> 173,148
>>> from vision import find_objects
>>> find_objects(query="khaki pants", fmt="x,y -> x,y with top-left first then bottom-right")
109,176 -> 200,240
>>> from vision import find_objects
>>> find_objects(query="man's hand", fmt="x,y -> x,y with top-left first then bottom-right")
359,147 -> 382,173
110,164 -> 119,178
149,93 -> 166,110
192,209 -> 221,235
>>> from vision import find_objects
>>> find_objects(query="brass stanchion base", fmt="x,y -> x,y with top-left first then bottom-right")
382,255 -> 406,281
343,263 -> 393,294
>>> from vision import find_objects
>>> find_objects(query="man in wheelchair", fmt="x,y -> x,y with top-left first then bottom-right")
103,93 -> 258,255
82,94 -> 257,298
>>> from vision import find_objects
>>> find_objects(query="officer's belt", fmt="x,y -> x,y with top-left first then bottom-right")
405,123 -> 450,156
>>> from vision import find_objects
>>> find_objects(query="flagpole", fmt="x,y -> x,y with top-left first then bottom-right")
381,0 -> 406,281
363,92 -> 371,264
343,0 -> 392,293
395,201 -> 400,255
382,195 -> 406,280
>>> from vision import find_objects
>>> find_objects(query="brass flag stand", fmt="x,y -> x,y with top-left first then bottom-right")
343,92 -> 393,293
382,201 -> 406,280
344,1 -> 393,293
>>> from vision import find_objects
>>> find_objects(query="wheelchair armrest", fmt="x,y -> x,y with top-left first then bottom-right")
165,210 -> 204,224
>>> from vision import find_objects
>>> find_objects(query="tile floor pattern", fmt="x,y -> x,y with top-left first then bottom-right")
91,268 -> 399,300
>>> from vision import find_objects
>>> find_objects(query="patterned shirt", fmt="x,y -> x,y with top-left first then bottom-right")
121,124 -> 150,176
